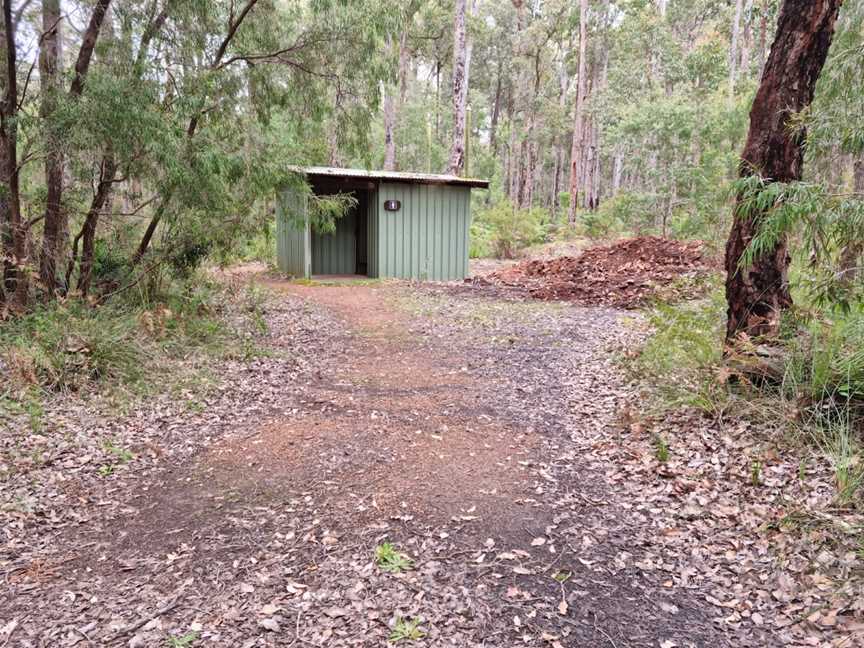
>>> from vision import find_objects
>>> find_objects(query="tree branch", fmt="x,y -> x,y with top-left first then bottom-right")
69,0 -> 111,97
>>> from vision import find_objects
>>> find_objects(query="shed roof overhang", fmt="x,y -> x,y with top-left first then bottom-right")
290,166 -> 490,190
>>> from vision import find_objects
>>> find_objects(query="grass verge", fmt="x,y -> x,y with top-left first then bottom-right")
0,273 -> 269,429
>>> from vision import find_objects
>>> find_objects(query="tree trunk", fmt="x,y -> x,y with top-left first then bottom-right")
757,0 -> 769,76
382,80 -> 396,170
729,0 -> 744,98
724,0 -> 843,344
38,0 -> 111,295
383,23 -> 412,173
133,0 -> 260,265
69,3 -> 121,297
551,56 -> 569,213
447,0 -> 475,176
74,2 -> 164,289
509,123 -> 520,202
740,0 -> 754,79
489,59 -> 503,155
567,0 -> 589,223
0,0 -> 26,310
38,0 -> 62,295
586,4 -> 609,212
67,156 -> 116,296
519,49 -> 543,209
612,148 -> 624,195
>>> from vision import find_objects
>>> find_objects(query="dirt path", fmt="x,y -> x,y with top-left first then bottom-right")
2,277 -> 772,647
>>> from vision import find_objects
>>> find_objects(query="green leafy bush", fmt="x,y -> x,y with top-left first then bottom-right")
632,283 -> 864,503
472,201 -> 547,259
628,282 -> 728,415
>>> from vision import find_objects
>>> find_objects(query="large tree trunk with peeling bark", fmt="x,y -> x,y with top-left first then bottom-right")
724,0 -> 843,344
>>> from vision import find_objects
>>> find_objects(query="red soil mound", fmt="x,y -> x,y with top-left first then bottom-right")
484,237 -> 713,309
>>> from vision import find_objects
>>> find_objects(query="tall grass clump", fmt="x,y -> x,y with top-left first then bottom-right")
629,278 -> 730,416
1,301 -> 145,393
1,273 -> 248,401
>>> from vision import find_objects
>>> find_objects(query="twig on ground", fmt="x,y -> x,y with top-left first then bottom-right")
593,612 -> 619,648
103,597 -> 182,643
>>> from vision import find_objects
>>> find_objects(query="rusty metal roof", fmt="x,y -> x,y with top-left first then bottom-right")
291,166 -> 489,189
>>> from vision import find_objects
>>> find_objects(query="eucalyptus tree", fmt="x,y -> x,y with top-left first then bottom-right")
566,0 -> 588,222
0,0 -> 394,307
447,0 -> 476,175
724,0 -> 843,343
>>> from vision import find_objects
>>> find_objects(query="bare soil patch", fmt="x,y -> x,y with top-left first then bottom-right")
1,275 -> 784,647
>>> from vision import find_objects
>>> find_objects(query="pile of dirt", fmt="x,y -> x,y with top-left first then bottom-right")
481,236 -> 714,308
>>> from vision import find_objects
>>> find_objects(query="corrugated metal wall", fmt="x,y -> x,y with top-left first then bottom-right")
311,208 -> 356,275
376,182 -> 471,281
367,189 -> 380,278
278,182 -> 471,281
276,187 -> 310,278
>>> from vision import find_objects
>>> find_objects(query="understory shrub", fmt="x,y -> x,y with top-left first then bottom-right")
0,274 -> 250,397
632,282 -> 864,503
1,301 -> 145,393
472,201 -> 548,259
629,280 -> 728,415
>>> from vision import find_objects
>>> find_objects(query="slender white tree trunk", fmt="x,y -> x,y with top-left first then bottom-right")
729,0 -> 744,97
447,0 -> 476,176
383,83 -> 396,170
612,149 -> 624,195
567,0 -> 589,222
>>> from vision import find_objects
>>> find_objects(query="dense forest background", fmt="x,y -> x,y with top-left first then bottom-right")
2,0 -> 861,311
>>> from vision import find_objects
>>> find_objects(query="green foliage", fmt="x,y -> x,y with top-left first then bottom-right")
751,460 -> 763,486
375,542 -> 413,573
104,440 -> 135,463
309,193 -> 359,235
808,2 -> 864,159
580,193 -> 648,238
633,280 -> 864,503
389,617 -> 425,643
472,201 -> 547,259
781,314 -> 864,404
653,434 -> 670,463
629,282 -> 729,416
0,301 -> 146,393
6,0 -> 397,306
165,632 -> 199,648
0,276 -> 244,399
733,175 -> 864,312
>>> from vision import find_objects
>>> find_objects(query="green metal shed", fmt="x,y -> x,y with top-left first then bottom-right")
276,167 -> 489,281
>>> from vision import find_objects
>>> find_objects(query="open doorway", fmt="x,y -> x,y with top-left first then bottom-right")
309,182 -> 372,278
355,190 -> 368,275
